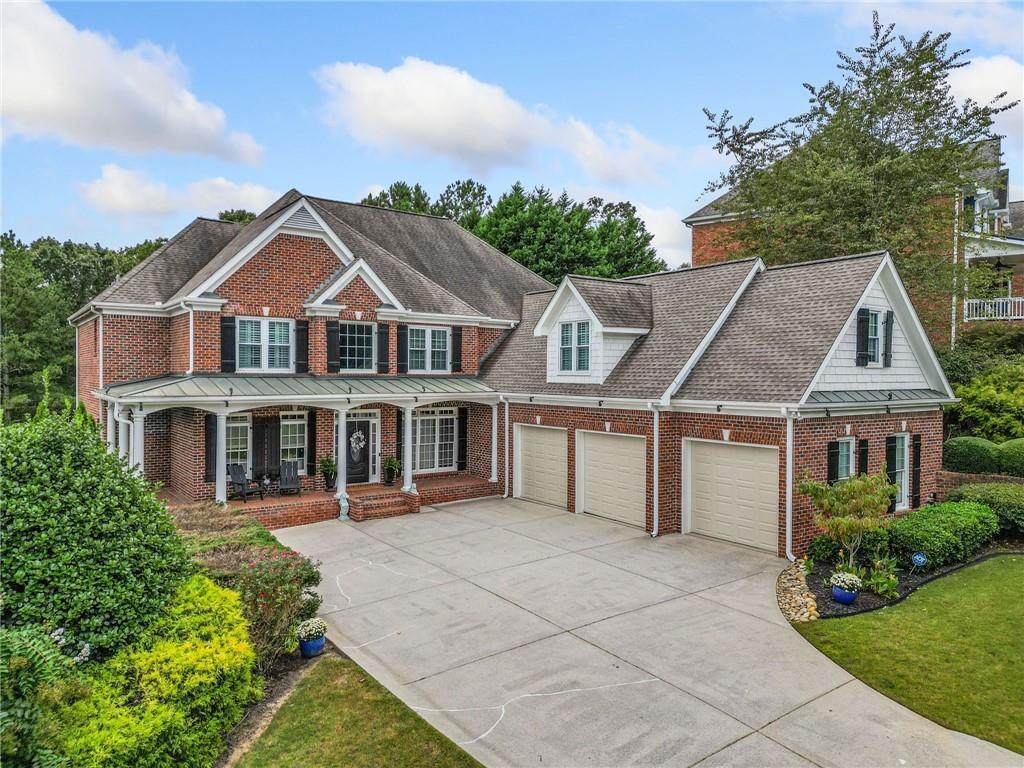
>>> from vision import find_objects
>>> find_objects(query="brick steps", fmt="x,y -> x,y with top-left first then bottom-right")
348,486 -> 419,522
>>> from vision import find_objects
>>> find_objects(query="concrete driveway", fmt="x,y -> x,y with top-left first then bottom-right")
275,498 -> 1017,768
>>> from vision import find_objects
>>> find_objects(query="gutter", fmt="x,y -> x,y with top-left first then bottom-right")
784,407 -> 796,562
648,402 -> 660,537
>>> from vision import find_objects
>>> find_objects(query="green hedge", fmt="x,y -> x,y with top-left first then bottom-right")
1,405 -> 189,657
943,436 -> 1002,474
947,483 -> 1024,533
805,527 -> 889,567
57,575 -> 261,768
1000,439 -> 1024,477
887,502 -> 999,570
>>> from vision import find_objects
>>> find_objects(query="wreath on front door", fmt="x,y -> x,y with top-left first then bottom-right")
349,429 -> 367,461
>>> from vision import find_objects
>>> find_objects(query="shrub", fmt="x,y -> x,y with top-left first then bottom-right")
949,363 -> 1024,443
1000,439 -> 1024,477
887,502 -> 999,569
943,436 -> 1002,474
947,483 -> 1024,533
236,550 -> 321,675
798,471 -> 897,568
1,405 -> 190,658
56,575 -> 261,768
805,534 -> 841,566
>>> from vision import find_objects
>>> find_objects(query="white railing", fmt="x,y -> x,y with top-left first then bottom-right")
963,297 -> 1024,321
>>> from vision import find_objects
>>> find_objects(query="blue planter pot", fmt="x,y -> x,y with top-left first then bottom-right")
831,585 -> 859,605
299,635 -> 326,658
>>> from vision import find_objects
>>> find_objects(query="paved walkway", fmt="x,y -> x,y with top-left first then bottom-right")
275,498 -> 1018,768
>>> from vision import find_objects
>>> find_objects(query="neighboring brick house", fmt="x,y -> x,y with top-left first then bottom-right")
684,138 -> 1024,343
74,189 -> 954,558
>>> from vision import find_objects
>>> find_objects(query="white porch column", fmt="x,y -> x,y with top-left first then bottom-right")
131,412 -> 146,476
402,405 -> 416,493
117,407 -> 129,461
105,404 -> 116,452
215,413 -> 228,504
336,408 -> 349,520
490,402 -> 499,482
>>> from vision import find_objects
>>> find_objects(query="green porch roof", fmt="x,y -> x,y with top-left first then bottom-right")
102,374 -> 495,402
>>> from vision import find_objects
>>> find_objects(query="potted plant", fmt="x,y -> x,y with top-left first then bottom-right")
320,456 -> 337,490
383,456 -> 400,486
297,617 -> 328,658
830,572 -> 862,605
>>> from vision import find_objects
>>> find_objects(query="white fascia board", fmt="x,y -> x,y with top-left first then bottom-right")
188,199 -> 354,299
669,398 -> 796,417
533,279 -> 601,337
500,391 -> 652,410
308,259 -> 406,312
604,326 -> 652,335
374,308 -> 516,328
659,258 -> 765,405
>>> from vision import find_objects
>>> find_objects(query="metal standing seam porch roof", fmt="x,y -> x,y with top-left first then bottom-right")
100,375 -> 497,403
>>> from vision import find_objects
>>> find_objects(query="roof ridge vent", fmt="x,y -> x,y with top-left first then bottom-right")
283,205 -> 322,232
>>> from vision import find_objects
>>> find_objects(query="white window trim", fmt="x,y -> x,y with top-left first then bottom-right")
558,320 -> 591,373
836,437 -> 855,481
226,414 -> 253,478
866,309 -> 882,368
337,321 -> 377,374
890,432 -> 910,511
408,326 -> 451,374
280,410 -> 308,476
412,407 -> 458,474
237,316 -> 296,373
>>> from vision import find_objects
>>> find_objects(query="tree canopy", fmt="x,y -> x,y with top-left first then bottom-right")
218,209 -> 257,224
701,12 -> 1018,339
361,179 -> 665,283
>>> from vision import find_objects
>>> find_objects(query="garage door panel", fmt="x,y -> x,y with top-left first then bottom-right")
580,432 -> 646,527
689,441 -> 778,551
518,426 -> 567,508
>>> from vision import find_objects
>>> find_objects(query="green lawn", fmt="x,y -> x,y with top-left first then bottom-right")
798,555 -> 1024,755
237,656 -> 481,768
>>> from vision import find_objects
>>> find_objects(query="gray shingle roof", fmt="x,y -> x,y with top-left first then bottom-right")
480,259 -> 758,398
675,252 -> 886,403
568,276 -> 652,328
92,218 -> 243,305
682,188 -> 737,224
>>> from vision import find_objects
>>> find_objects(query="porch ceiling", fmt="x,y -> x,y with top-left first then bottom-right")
101,374 -> 496,405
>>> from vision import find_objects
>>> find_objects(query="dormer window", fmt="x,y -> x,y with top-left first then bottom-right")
559,321 -> 590,372
867,311 -> 880,364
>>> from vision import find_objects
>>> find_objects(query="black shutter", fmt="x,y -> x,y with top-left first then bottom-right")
911,434 -> 922,508
451,327 -> 463,373
252,416 -> 268,477
397,325 -> 409,374
220,316 -> 236,373
306,411 -> 317,476
267,417 -> 281,477
326,321 -> 340,373
882,310 -> 894,368
457,407 -> 469,470
294,320 -> 309,374
377,324 -> 389,374
204,414 -> 217,482
396,408 -> 404,466
858,438 -> 869,476
827,440 -> 840,485
855,308 -> 869,367
886,435 -> 899,513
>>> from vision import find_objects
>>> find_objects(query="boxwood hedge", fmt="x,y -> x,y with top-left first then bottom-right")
1000,439 -> 1024,477
942,436 -> 1002,474
887,502 -> 999,569
947,483 -> 1024,533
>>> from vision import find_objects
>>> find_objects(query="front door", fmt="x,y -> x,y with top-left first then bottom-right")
346,419 -> 371,483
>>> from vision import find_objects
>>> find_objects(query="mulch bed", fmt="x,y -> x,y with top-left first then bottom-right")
807,539 -> 1023,619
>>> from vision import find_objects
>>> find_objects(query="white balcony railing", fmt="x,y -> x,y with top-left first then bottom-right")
964,297 -> 1024,321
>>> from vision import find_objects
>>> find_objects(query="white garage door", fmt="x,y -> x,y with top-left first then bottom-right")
579,432 -> 646,526
517,426 -> 567,507
688,440 -> 779,551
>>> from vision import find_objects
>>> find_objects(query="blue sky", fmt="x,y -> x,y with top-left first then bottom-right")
4,1 -> 1022,266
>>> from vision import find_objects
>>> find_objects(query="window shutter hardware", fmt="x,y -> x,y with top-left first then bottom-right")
220,316 -> 236,373
855,308 -> 869,367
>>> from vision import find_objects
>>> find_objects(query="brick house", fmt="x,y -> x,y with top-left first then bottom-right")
73,189 -> 954,557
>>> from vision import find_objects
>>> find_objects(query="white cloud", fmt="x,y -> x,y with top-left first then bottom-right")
3,1 -> 262,163
81,164 -> 277,217
636,204 -> 692,268
315,57 -> 673,183
837,3 -> 1024,53
948,55 -> 1024,145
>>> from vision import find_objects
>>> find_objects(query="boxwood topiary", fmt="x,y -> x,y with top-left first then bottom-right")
999,438 -> 1024,477
947,483 -> 1024,533
0,404 -> 190,658
887,502 -> 999,569
942,436 -> 1002,474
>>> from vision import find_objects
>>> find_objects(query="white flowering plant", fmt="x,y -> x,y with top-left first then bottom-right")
296,617 -> 327,642
829,572 -> 862,592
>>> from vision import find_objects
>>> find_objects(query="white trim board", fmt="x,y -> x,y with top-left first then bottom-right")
306,259 -> 406,312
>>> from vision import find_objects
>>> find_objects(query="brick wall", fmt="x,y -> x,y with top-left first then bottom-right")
142,411 -> 171,487
169,313 -> 190,373
935,469 -> 1024,500
77,317 -> 100,420
690,220 -> 745,268
102,314 -> 170,383
193,312 -> 221,373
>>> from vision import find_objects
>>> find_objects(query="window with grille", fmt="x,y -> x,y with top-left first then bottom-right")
558,321 -> 590,372
280,412 -> 306,473
237,317 -> 293,372
225,415 -> 250,476
409,326 -> 449,372
339,323 -> 374,371
412,409 -> 456,472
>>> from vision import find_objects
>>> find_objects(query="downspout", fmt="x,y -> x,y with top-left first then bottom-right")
179,301 -> 195,375
648,402 -> 660,538
98,312 -> 104,388
784,407 -> 796,562
74,324 -> 80,407
500,396 -> 510,497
